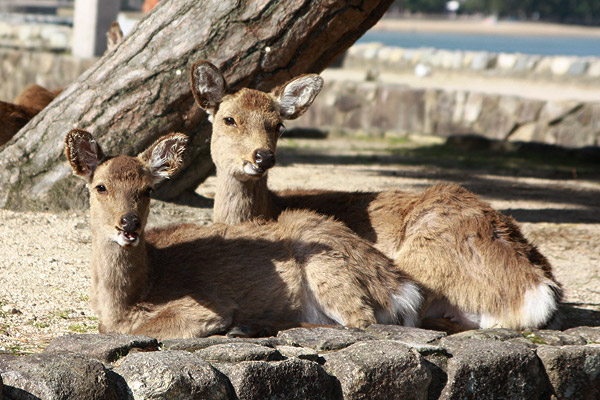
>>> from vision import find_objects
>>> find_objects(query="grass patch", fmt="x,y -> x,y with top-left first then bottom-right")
523,332 -> 548,345
68,323 -> 95,333
28,320 -> 50,329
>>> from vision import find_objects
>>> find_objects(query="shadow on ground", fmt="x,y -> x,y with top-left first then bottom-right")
277,134 -> 600,224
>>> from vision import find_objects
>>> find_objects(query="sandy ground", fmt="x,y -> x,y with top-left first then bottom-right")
1,135 -> 598,354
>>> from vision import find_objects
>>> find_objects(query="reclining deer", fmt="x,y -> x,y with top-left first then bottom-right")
1,22 -> 123,147
65,129 -> 421,339
191,60 -> 563,332
0,84 -> 61,146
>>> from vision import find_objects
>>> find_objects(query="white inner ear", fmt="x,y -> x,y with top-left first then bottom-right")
149,139 -> 185,184
79,140 -> 101,177
194,66 -> 225,109
278,76 -> 323,119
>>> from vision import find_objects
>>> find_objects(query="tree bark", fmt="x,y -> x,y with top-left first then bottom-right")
0,0 -> 393,211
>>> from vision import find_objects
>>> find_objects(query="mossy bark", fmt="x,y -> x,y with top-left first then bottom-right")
0,0 -> 393,211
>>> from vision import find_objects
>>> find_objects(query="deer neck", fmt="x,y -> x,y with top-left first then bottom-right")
213,168 -> 277,225
90,228 -> 151,324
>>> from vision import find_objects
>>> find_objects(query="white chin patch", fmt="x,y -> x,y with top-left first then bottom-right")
243,162 -> 264,177
115,231 -> 139,247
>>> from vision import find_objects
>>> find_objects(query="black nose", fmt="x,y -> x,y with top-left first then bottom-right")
120,213 -> 141,232
254,149 -> 276,170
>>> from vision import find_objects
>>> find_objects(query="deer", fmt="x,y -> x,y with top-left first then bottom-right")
65,129 -> 422,339
1,22 -> 123,147
0,84 -> 62,146
190,60 -> 563,333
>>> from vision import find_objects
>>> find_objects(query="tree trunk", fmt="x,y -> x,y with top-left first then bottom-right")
0,0 -> 393,211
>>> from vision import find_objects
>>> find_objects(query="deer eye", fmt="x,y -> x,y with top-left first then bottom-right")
95,184 -> 107,194
276,123 -> 285,136
223,117 -> 237,127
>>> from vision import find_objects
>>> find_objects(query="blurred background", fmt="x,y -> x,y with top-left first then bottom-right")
0,0 -> 599,152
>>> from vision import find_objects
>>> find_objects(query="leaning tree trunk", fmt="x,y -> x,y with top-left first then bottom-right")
0,0 -> 393,211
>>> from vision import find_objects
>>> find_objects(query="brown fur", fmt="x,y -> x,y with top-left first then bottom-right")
1,84 -> 61,146
65,129 -> 422,340
192,60 -> 563,331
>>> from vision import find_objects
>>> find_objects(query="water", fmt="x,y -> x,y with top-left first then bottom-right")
358,30 -> 600,57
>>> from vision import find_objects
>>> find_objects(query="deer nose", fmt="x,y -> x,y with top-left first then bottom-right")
254,149 -> 276,170
120,213 -> 141,232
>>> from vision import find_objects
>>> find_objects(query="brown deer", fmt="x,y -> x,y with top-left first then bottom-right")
65,129 -> 422,339
0,84 -> 62,146
191,60 -> 563,332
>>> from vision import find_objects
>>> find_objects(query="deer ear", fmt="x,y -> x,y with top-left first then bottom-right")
191,60 -> 226,115
65,129 -> 105,181
272,74 -> 323,120
138,133 -> 188,185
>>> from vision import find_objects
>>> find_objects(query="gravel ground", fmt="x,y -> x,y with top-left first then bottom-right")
1,135 -> 599,354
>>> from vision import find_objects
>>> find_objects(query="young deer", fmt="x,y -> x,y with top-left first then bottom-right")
1,84 -> 61,146
65,129 -> 421,339
191,60 -> 563,332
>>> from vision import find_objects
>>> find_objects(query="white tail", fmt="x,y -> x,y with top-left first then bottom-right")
191,60 -> 563,332
65,129 -> 422,339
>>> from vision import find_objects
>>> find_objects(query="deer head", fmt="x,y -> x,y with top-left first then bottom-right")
65,130 -> 188,247
191,60 -> 323,181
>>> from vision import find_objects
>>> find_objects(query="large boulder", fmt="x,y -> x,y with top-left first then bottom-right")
0,352 -> 118,399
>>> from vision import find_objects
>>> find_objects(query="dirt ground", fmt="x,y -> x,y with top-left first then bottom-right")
0,134 -> 598,354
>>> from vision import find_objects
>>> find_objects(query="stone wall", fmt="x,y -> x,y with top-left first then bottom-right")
0,47 -> 96,101
290,79 -> 600,148
344,43 -> 600,82
1,326 -> 599,399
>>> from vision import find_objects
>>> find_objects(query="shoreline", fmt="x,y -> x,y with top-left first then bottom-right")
372,17 -> 600,38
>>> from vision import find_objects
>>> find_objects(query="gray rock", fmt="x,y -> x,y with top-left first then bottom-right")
564,326 -> 600,344
567,59 -> 588,75
587,59 -> 600,77
522,329 -> 587,346
449,328 -> 523,342
112,350 -> 231,400
161,336 -> 282,352
438,337 -> 551,399
215,358 -> 339,400
195,342 -> 284,363
536,344 -> 600,400
323,340 -> 431,400
276,345 -> 323,363
470,52 -> 497,70
277,326 -> 376,351
45,333 -> 159,363
366,324 -> 446,345
0,352 -> 118,399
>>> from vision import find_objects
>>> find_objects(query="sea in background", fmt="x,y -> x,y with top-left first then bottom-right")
358,30 -> 600,57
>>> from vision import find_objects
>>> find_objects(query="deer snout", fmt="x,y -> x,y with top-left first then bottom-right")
254,149 -> 276,170
120,213 -> 141,233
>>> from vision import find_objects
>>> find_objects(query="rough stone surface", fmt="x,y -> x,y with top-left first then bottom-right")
195,342 -> 285,363
275,345 -> 324,363
536,344 -> 600,400
564,327 -> 600,344
277,327 -> 377,351
2,327 -> 600,398
215,358 -> 340,400
0,352 -> 118,399
366,324 -> 446,345
45,333 -> 159,363
291,77 -> 599,148
112,350 -> 232,400
161,336 -> 283,352
323,340 -> 431,400
438,337 -> 552,399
